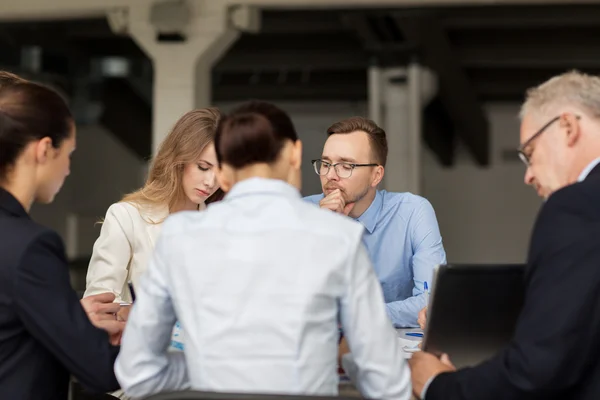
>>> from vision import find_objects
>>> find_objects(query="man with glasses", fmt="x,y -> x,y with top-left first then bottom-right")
518,115 -> 582,199
304,117 -> 446,328
409,70 -> 600,400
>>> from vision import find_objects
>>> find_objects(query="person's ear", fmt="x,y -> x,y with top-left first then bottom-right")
35,137 -> 53,164
215,165 -> 233,193
371,165 -> 385,187
563,113 -> 582,148
291,140 -> 303,170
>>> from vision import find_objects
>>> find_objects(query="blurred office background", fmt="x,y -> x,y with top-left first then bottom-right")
0,0 -> 595,291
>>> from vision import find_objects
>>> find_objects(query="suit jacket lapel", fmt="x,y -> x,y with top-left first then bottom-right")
144,205 -> 204,247
144,206 -> 168,248
586,163 -> 600,179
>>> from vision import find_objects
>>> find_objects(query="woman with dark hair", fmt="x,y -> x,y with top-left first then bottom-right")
115,101 -> 410,400
0,70 -> 26,88
0,73 -> 123,400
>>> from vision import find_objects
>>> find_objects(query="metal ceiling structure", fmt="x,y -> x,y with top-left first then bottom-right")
2,4 -> 599,101
1,3 -> 599,165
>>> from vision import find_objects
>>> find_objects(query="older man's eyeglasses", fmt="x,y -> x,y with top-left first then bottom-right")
517,114 -> 581,166
311,159 -> 379,179
517,116 -> 560,166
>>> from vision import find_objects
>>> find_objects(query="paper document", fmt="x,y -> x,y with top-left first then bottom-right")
398,336 -> 421,358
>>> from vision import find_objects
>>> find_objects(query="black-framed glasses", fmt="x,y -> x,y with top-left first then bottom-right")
311,159 -> 379,179
517,114 -> 580,166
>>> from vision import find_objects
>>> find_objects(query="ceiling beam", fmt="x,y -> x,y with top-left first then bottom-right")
442,5 -> 600,29
395,13 -> 489,166
471,67 -> 600,100
71,38 -> 145,58
458,45 -> 600,69
0,0 -> 594,21
229,33 -> 362,52
217,33 -> 368,71
261,10 -> 350,34
213,82 -> 366,102
215,50 -> 367,72
224,0 -> 598,9
340,13 -> 382,49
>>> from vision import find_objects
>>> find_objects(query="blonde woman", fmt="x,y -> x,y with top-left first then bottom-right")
84,108 -> 222,303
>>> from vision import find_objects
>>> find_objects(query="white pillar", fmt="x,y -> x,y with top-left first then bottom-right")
108,1 -> 259,156
373,64 -> 437,194
381,67 -> 412,193
368,63 -> 383,126
407,61 -> 422,195
65,213 -> 78,260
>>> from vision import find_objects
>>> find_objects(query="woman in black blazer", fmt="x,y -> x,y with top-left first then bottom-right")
0,72 -> 124,400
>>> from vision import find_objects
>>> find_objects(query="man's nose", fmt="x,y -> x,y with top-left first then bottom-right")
326,166 -> 339,181
524,167 -> 535,186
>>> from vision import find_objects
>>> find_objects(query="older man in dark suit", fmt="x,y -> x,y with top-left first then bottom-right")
409,70 -> 600,400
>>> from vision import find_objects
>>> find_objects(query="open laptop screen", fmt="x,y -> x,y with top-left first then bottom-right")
422,264 -> 525,368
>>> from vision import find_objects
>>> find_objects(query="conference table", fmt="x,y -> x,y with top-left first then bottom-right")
338,328 -> 421,398
71,328 -> 421,400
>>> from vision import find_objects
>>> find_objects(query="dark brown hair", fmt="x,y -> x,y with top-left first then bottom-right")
0,71 -> 26,88
326,117 -> 388,166
0,75 -> 73,180
215,101 -> 298,169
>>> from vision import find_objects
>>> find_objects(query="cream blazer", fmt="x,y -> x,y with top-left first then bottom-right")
85,201 -> 201,400
84,201 -> 204,302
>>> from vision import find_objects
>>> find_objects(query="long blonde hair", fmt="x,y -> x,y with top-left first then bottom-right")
122,107 -> 222,222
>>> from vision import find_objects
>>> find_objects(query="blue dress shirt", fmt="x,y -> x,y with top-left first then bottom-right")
304,190 -> 446,327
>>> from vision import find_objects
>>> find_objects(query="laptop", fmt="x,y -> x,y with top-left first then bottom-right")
422,263 -> 526,368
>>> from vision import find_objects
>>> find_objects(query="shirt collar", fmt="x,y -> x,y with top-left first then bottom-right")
225,177 -> 301,201
0,187 -> 29,218
578,157 -> 600,182
356,190 -> 383,234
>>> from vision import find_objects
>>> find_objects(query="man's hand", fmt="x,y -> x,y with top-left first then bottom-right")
94,319 -> 125,346
319,189 -> 355,215
408,351 -> 456,398
81,292 -> 125,345
418,306 -> 427,330
117,304 -> 132,322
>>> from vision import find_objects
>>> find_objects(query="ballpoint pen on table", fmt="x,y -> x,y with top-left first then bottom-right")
405,332 -> 424,338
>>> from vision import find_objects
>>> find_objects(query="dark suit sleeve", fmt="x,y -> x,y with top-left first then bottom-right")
12,230 -> 120,393
426,188 -> 600,400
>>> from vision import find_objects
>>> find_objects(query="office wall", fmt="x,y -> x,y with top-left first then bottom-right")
30,125 -> 146,259
422,103 -> 541,264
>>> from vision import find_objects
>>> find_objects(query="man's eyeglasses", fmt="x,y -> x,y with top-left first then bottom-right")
517,115 -> 580,166
311,159 -> 379,179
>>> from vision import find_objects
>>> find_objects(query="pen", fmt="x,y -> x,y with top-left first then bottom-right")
424,281 -> 429,304
405,332 -> 424,338
128,281 -> 136,302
